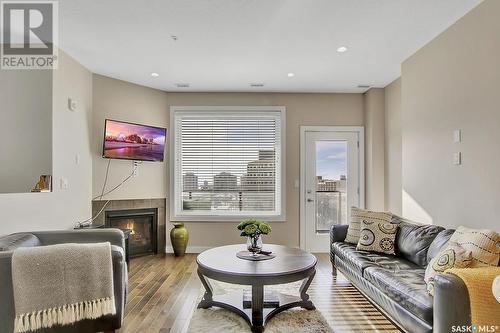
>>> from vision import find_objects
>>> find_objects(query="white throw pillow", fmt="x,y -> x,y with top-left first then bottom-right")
449,226 -> 500,267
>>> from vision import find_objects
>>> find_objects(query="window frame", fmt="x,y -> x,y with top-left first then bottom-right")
169,106 -> 286,222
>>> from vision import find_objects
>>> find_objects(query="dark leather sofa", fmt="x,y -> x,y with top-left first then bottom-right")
330,219 -> 472,333
0,229 -> 128,333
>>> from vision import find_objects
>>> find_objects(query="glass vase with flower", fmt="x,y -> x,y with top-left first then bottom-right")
237,219 -> 272,256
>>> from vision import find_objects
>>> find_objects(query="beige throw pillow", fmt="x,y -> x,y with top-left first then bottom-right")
356,220 -> 398,254
493,276 -> 500,303
345,207 -> 392,244
424,242 -> 472,296
449,226 -> 500,267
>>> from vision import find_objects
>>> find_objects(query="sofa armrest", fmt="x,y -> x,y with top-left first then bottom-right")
29,229 -> 125,251
330,224 -> 348,244
433,273 -> 471,333
330,225 -> 349,267
110,245 -> 127,327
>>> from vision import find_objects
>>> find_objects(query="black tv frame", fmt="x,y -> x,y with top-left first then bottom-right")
101,118 -> 167,162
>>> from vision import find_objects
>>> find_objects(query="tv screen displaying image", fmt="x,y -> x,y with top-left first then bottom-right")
102,119 -> 167,162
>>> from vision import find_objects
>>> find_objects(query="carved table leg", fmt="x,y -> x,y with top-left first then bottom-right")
299,269 -> 316,310
251,284 -> 264,333
197,269 -> 214,309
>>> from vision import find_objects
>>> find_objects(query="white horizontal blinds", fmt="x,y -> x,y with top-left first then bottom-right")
175,111 -> 282,216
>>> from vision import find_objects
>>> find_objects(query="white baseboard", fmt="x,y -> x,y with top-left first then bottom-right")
165,245 -> 211,254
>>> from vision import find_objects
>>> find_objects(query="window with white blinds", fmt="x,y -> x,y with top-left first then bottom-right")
171,107 -> 285,221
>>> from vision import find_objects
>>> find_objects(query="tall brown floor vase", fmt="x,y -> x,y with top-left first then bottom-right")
170,223 -> 189,256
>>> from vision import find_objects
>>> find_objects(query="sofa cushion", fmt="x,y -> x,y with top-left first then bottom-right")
364,266 -> 433,324
366,253 -> 421,271
0,234 -> 40,251
427,229 -> 455,264
332,242 -> 419,274
332,242 -> 378,275
396,222 -> 444,267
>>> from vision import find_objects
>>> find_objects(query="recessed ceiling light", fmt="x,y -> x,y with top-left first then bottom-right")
151,72 -> 159,77
175,83 -> 190,88
250,83 -> 265,87
337,46 -> 348,53
357,84 -> 371,89
287,72 -> 295,78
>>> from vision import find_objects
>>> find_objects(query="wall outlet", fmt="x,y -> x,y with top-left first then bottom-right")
60,177 -> 69,190
453,129 -> 462,143
453,152 -> 462,165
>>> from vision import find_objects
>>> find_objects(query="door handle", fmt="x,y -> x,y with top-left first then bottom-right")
307,198 -> 314,202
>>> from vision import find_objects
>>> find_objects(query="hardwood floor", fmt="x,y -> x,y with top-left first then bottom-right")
119,253 -> 402,333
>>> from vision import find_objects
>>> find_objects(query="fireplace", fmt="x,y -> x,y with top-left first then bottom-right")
105,208 -> 158,257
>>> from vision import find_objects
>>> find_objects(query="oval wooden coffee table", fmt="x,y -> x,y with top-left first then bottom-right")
196,244 -> 317,333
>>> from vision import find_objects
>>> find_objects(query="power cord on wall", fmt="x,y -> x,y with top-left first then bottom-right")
75,160 -> 141,228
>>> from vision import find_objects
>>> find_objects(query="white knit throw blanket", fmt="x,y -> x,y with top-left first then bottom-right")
11,242 -> 116,333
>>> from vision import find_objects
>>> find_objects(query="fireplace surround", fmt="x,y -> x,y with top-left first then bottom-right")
92,198 -> 166,255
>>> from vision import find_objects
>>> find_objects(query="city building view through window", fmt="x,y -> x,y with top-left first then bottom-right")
315,141 -> 347,233
176,114 -> 282,216
182,149 -> 276,213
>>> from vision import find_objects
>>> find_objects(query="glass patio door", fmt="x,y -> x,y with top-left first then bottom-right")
302,129 -> 362,252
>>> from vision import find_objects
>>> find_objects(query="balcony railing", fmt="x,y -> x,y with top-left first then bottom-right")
315,191 -> 346,233
182,190 -> 275,212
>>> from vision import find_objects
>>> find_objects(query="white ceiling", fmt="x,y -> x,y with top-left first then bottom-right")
59,0 -> 482,93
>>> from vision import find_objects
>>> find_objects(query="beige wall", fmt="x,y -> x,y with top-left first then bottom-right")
0,70 -> 52,193
92,74 -> 365,249
0,51 -> 93,235
363,88 -> 385,211
92,75 -> 169,201
384,78 -> 402,215
400,0 -> 500,230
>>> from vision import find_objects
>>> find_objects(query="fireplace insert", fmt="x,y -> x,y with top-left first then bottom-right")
105,208 -> 158,257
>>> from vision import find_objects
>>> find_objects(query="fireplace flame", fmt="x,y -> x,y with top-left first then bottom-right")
125,220 -> 136,235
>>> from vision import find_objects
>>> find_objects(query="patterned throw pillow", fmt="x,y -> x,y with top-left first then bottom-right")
356,220 -> 398,254
424,242 -> 472,296
449,226 -> 500,267
493,276 -> 500,303
345,207 -> 392,244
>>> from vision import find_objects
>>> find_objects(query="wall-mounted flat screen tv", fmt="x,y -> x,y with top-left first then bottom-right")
102,119 -> 167,162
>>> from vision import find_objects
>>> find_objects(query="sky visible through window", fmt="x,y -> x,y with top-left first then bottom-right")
315,141 -> 347,180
